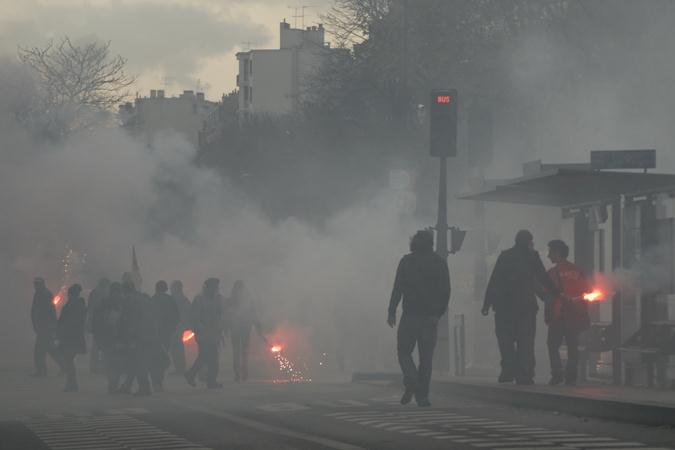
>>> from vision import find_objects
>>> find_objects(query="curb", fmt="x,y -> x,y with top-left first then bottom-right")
432,380 -> 675,426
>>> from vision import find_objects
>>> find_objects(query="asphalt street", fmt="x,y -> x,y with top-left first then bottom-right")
1,370 -> 674,450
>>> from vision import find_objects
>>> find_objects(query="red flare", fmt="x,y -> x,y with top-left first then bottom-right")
583,289 -> 605,302
52,294 -> 62,306
270,345 -> 282,353
182,330 -> 195,343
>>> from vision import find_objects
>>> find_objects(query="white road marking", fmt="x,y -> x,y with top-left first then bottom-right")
256,402 -> 310,412
177,402 -> 365,450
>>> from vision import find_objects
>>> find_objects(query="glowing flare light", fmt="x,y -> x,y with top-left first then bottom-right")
182,331 -> 195,343
269,344 -> 310,383
583,289 -> 605,302
52,294 -> 62,306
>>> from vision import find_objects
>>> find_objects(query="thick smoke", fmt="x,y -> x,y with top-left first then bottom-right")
0,58 -> 423,376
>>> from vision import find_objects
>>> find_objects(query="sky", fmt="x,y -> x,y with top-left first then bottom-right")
0,0 -> 332,100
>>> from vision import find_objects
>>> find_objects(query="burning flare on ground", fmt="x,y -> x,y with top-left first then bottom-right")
269,344 -> 310,383
182,330 -> 195,343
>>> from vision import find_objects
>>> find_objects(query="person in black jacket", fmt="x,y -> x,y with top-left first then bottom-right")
150,280 -> 179,391
117,278 -> 154,396
56,284 -> 87,392
30,277 -> 61,376
388,230 -> 451,407
93,282 -> 125,393
482,230 -> 560,385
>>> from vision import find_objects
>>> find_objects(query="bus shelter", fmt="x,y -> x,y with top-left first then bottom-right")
461,161 -> 675,387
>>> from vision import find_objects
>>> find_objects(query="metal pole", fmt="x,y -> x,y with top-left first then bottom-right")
435,156 -> 450,372
436,156 -> 448,258
611,197 -> 624,385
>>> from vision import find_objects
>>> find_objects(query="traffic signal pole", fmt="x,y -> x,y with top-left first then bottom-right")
436,156 -> 448,258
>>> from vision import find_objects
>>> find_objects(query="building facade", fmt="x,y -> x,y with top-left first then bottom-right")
119,89 -> 219,147
236,20 -> 333,117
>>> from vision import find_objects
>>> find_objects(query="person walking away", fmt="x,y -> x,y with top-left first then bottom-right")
31,277 -> 61,376
544,240 -> 591,386
169,280 -> 191,374
226,280 -> 263,382
387,230 -> 451,407
117,278 -> 153,396
185,278 -> 224,389
150,280 -> 179,391
56,284 -> 87,392
86,278 -> 110,374
92,282 -> 125,393
482,230 -> 560,385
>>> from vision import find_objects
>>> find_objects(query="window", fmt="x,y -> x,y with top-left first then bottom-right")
249,60 -> 253,75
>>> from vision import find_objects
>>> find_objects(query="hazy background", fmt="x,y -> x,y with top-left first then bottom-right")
2,0 -> 675,379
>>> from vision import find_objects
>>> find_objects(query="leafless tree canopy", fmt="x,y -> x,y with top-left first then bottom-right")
17,37 -> 134,136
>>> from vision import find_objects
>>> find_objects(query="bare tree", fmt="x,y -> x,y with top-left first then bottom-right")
17,37 -> 134,137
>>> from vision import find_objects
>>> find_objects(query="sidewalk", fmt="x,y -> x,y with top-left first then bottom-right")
432,375 -> 675,426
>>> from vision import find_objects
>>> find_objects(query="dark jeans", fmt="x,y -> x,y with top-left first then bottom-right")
61,349 -> 77,390
231,324 -> 251,381
547,322 -> 580,382
397,314 -> 439,399
170,331 -> 186,374
34,333 -> 61,375
495,310 -> 537,382
187,339 -> 219,386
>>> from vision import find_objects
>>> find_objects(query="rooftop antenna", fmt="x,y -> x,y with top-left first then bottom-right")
288,5 -> 315,28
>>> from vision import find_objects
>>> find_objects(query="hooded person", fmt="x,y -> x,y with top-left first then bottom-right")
387,230 -> 451,407
185,278 -> 225,389
482,230 -> 560,385
56,284 -> 87,392
30,277 -> 61,376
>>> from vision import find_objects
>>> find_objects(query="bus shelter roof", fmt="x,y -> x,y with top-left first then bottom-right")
459,168 -> 675,207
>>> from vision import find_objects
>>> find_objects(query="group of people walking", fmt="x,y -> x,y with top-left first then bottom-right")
482,230 -> 590,387
31,273 -> 261,394
386,229 -> 591,408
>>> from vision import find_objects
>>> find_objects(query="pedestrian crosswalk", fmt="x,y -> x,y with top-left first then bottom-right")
0,407 -> 150,422
21,414 -> 210,450
324,409 -> 674,450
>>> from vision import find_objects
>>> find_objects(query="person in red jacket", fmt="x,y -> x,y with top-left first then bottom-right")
545,240 -> 590,386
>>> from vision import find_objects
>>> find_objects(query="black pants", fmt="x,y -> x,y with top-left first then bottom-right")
187,339 -> 219,386
547,322 -> 580,382
495,310 -> 537,382
89,338 -> 103,374
170,331 -> 186,374
150,339 -> 171,389
34,334 -> 61,375
231,324 -> 251,381
61,349 -> 78,390
120,347 -> 151,394
397,315 -> 439,400
103,350 -> 123,393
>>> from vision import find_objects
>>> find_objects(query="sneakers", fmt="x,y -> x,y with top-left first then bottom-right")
548,375 -> 564,386
400,389 -> 415,405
